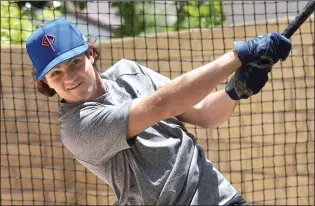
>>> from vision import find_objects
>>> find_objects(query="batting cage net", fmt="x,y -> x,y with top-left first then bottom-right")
1,1 -> 314,205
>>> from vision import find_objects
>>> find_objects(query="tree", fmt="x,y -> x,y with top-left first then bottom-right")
1,1 -> 86,45
111,1 -> 226,38
1,1 -> 34,44
1,1 -> 226,43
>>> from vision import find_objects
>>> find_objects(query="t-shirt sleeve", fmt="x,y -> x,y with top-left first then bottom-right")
61,99 -> 134,165
102,59 -> 171,95
121,59 -> 171,91
131,60 -> 171,91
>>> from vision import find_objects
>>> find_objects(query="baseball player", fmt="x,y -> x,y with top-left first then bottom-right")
26,19 -> 291,205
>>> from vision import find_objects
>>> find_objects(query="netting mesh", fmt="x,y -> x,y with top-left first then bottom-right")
1,1 -> 314,205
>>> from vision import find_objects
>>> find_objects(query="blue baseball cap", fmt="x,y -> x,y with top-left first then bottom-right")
26,19 -> 88,80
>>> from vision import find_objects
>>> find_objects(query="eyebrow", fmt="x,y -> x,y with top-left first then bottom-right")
54,57 -> 76,69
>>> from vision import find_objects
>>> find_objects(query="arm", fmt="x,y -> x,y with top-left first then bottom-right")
128,32 -> 291,138
127,50 -> 242,138
176,89 -> 239,129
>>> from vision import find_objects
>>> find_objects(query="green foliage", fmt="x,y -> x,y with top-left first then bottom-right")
59,1 -> 87,13
1,1 -> 225,43
111,2 -> 168,37
112,1 -> 226,38
72,1 -> 87,11
1,1 -> 35,44
35,8 -> 62,21
184,1 -> 226,27
1,1 -> 86,45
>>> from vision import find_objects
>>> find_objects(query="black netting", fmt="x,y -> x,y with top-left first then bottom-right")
1,1 -> 314,205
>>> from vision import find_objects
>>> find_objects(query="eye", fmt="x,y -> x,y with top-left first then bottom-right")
51,70 -> 61,77
71,59 -> 80,65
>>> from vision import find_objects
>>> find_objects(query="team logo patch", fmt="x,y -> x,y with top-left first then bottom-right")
42,34 -> 56,52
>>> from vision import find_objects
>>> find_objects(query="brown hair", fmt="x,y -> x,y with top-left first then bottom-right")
31,42 -> 100,97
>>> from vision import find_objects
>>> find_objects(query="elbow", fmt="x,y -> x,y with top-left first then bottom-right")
154,98 -> 184,120
200,122 -> 214,130
192,118 -> 215,130
202,119 -> 221,130
204,123 -> 218,130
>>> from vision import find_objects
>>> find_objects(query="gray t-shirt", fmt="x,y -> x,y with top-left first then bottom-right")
60,59 -> 237,205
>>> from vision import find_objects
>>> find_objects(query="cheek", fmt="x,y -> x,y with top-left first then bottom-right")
83,63 -> 96,78
45,78 -> 63,92
49,82 -> 64,94
45,78 -> 55,89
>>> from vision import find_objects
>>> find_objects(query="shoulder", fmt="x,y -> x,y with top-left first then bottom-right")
60,102 -> 107,136
100,59 -> 160,95
59,100 -> 132,164
59,102 -> 111,155
101,59 -> 145,81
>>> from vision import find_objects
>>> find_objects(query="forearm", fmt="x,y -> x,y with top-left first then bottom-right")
199,89 -> 239,129
128,33 -> 290,138
154,50 -> 242,118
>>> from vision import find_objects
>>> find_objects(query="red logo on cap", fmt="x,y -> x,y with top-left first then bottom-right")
42,34 -> 56,52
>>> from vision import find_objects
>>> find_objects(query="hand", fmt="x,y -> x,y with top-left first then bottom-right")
234,32 -> 291,65
225,60 -> 272,100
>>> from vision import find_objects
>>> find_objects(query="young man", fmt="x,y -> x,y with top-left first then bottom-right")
26,19 -> 291,205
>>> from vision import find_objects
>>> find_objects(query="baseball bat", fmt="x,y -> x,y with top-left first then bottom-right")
282,1 -> 315,39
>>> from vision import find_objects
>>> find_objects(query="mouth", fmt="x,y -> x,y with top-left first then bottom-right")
66,81 -> 83,91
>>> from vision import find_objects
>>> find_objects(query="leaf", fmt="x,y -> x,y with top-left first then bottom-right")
2,1 -> 226,40
1,1 -> 60,44
73,1 -> 87,11
36,8 -> 62,20
201,4 -> 212,16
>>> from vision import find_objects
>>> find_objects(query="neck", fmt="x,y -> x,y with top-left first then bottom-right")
94,73 -> 106,97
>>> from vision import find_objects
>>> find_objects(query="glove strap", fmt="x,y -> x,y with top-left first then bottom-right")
225,85 -> 241,100
234,41 -> 251,65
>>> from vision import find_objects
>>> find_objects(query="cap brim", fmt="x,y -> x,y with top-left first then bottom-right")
36,43 -> 89,80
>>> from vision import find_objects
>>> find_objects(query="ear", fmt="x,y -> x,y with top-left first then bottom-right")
88,44 -> 95,65
42,78 -> 53,89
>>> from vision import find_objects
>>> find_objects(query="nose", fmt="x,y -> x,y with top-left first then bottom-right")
63,68 -> 77,84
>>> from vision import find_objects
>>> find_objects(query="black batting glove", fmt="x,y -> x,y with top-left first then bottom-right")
225,59 -> 273,100
234,32 -> 291,66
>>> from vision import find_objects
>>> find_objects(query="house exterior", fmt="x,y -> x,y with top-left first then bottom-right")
57,1 -> 310,40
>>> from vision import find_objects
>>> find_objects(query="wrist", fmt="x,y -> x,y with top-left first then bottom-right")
225,85 -> 241,100
232,49 -> 242,68
233,41 -> 251,65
